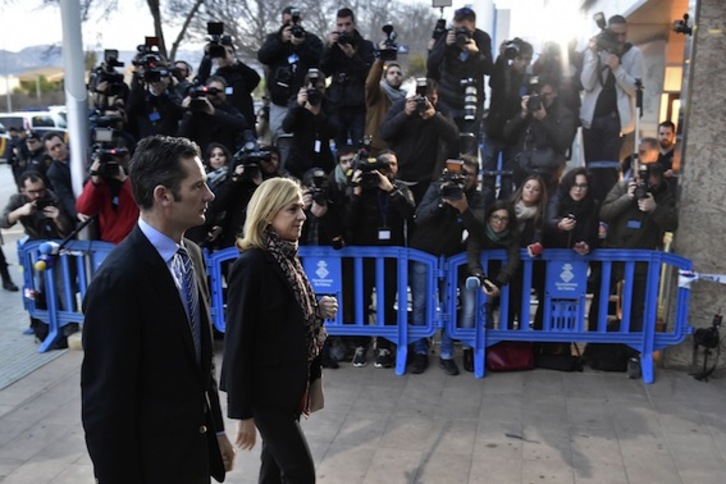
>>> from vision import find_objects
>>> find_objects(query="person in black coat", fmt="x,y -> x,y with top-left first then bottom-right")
222,178 -> 338,483
546,167 -> 599,254
81,135 -> 235,483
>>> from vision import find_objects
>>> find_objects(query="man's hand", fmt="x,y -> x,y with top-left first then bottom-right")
203,97 -> 216,116
419,98 -> 436,120
338,42 -> 356,58
482,279 -> 500,297
443,193 -> 469,213
445,29 -> 456,46
351,169 -> 363,196
302,189 -> 313,210
573,241 -> 590,256
235,419 -> 256,451
296,87 -> 308,107
281,25 -> 293,43
626,180 -> 638,200
605,53 -> 620,70
532,104 -> 547,121
638,193 -> 657,212
377,171 -> 394,192
327,31 -> 339,47
311,200 -> 328,218
17,201 -> 35,218
217,434 -> 236,472
181,96 -> 192,110
464,38 -> 479,54
44,205 -> 61,221
89,159 -> 102,185
404,97 -> 418,116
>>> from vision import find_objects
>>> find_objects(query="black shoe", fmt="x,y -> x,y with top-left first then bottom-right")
463,349 -> 474,372
321,353 -> 339,369
627,356 -> 641,379
3,280 -> 18,292
409,353 -> 429,374
439,357 -> 460,376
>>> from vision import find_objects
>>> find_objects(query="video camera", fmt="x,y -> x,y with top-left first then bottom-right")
432,18 -> 447,41
92,144 -> 129,178
439,159 -> 466,200
289,8 -> 305,39
306,68 -> 323,106
232,130 -> 272,181
354,155 -> 390,190
334,31 -> 354,46
88,49 -> 126,97
207,22 -> 233,59
593,12 -> 626,56
376,25 -> 399,61
187,84 -> 222,112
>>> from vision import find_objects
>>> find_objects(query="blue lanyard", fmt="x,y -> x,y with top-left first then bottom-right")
377,191 -> 390,227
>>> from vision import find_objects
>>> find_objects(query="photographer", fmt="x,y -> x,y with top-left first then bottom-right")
172,60 -> 194,98
299,167 -> 346,247
258,6 -> 323,146
504,76 -> 577,194
426,6 -> 493,153
483,38 -> 534,203
179,76 -> 248,154
379,78 -> 459,205
408,156 -> 483,375
207,141 -> 280,249
282,69 -> 338,179
197,34 -> 260,129
76,139 -> 138,244
588,159 -> 678,334
581,14 -> 645,203
320,8 -> 375,149
126,54 -> 183,140
346,150 -> 415,368
365,58 -> 405,155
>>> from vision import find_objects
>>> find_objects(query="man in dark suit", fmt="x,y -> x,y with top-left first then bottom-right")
81,135 -> 236,483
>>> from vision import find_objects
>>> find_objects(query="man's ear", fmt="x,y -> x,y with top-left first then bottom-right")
153,185 -> 172,207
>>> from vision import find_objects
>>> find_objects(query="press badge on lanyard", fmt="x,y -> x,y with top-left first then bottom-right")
378,228 -> 391,241
626,219 -> 641,230
377,192 -> 391,241
314,139 -> 322,153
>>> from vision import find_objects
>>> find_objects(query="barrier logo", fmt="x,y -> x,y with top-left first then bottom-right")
315,260 -> 329,279
560,263 -> 575,283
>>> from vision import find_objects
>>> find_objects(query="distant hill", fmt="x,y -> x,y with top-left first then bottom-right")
0,45 -> 205,76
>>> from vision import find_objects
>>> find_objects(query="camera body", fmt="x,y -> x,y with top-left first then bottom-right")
527,93 -> 542,113
592,12 -> 625,56
634,162 -> 663,199
206,22 -> 232,59
503,39 -> 521,60
306,68 -> 323,106
34,197 -> 57,211
335,31 -> 354,46
308,169 -> 330,205
454,27 -> 472,49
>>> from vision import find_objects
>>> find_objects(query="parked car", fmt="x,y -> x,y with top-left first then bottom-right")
0,110 -> 68,139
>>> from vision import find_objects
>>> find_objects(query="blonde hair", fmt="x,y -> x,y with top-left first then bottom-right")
236,177 -> 302,251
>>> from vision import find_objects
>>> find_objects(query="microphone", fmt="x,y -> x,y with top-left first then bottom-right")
34,241 -> 60,272
466,275 -> 481,290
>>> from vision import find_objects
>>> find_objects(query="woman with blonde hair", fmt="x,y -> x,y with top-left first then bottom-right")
221,177 -> 337,483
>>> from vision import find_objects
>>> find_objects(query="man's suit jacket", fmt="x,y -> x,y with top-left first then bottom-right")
81,226 -> 225,484
221,247 -> 310,420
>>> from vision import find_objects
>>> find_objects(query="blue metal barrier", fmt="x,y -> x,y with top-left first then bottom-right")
18,239 -> 693,382
17,239 -> 115,352
204,246 -> 439,375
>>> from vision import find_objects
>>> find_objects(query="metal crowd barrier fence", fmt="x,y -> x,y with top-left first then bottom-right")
17,238 -> 116,352
18,240 -> 694,384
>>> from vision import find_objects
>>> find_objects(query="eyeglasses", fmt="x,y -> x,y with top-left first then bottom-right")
489,215 -> 509,223
572,183 -> 589,190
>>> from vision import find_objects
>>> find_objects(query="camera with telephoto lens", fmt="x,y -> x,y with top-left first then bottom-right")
308,168 -> 330,205
694,312 -> 722,349
503,38 -> 522,60
376,25 -> 399,61
188,84 -> 221,112
439,160 -> 466,200
593,12 -> 625,57
306,68 -> 323,106
460,77 -> 477,121
206,22 -> 232,59
415,78 -> 428,114
289,8 -> 306,39
525,76 -> 542,113
455,27 -> 472,49
88,49 -> 126,97
232,130 -> 271,181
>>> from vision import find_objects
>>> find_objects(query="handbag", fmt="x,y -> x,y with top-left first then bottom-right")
308,377 -> 324,413
486,341 -> 534,371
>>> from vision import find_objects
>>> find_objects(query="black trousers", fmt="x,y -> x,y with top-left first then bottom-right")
253,406 -> 315,484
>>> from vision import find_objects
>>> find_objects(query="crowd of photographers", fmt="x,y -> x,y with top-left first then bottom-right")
1,6 -> 679,375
